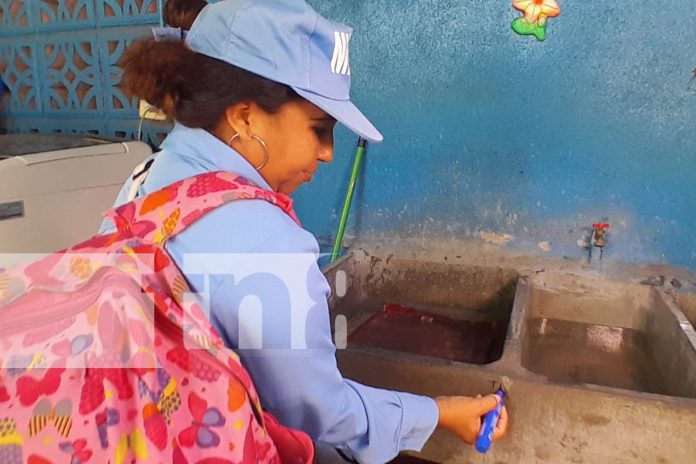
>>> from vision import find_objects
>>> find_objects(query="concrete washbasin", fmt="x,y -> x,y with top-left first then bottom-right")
674,292 -> 696,332
323,249 -> 696,463
517,274 -> 696,399
327,253 -> 518,365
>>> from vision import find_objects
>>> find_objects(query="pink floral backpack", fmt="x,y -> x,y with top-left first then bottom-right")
0,171 -> 314,464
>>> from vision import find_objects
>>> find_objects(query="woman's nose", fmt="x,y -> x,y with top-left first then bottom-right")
318,145 -> 334,163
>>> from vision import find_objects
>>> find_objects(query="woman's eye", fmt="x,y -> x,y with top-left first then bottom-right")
314,127 -> 332,140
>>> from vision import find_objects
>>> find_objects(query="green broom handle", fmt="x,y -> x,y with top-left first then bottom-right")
331,137 -> 367,262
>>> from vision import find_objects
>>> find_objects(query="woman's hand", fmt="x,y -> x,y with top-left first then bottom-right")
435,395 -> 509,444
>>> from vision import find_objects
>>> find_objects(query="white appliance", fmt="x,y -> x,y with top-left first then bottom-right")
0,134 -> 152,253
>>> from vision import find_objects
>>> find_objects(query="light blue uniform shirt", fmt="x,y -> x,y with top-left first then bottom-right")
100,124 -> 439,463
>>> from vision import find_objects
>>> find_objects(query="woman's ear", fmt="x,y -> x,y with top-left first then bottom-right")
223,102 -> 253,140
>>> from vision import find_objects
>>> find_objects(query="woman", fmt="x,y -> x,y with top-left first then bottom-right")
104,0 -> 508,462
151,0 -> 206,40
163,0 -> 206,30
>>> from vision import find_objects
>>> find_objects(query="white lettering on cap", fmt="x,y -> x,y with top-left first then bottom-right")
331,31 -> 351,76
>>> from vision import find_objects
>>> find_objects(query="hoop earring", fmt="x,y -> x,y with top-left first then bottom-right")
227,133 -> 270,171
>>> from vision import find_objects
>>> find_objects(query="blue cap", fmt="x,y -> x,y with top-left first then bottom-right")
185,0 -> 383,143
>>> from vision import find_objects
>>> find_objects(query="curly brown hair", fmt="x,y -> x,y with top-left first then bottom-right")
119,38 -> 300,129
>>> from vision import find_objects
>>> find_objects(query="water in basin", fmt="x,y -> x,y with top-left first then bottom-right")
348,303 -> 509,364
523,318 -> 667,394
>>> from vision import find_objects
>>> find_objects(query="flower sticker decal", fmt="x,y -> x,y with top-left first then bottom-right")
512,0 -> 561,41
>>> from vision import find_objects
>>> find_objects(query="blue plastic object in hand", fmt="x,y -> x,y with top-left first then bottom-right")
475,388 -> 505,453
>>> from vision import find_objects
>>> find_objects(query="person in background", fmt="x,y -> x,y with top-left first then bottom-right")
107,0 -> 509,462
163,0 -> 207,30
152,0 -> 206,41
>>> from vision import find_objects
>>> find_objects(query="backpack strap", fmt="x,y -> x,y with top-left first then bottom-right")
125,156 -> 156,202
104,171 -> 300,244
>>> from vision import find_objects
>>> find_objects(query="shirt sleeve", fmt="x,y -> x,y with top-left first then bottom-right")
207,224 -> 439,464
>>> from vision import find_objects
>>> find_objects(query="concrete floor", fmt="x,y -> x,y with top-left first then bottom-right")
324,241 -> 696,463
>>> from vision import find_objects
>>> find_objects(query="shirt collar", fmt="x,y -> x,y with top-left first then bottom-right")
159,123 -> 273,191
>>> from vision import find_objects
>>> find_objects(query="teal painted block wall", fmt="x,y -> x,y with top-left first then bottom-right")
0,0 -> 170,144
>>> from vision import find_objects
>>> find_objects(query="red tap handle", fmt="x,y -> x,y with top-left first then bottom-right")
593,223 -> 610,230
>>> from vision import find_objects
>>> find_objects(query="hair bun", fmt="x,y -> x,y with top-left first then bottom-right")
119,38 -> 195,120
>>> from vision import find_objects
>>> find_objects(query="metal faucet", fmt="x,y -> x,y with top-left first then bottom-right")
590,223 -> 610,261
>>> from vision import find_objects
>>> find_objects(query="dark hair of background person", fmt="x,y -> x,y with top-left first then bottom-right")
119,38 -> 300,129
163,0 -> 208,31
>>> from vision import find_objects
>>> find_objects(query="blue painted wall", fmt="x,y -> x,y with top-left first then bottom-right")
296,0 -> 696,269
2,1 -> 694,269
